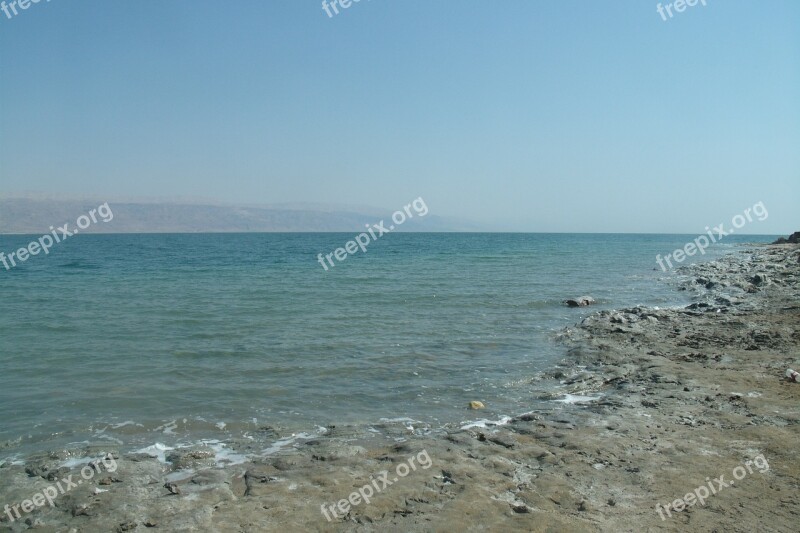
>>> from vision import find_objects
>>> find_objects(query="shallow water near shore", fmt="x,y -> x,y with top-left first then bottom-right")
0,233 -> 777,461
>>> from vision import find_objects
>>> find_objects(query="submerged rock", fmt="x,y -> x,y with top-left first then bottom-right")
565,296 -> 595,307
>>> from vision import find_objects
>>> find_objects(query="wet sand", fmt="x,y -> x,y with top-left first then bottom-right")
1,244 -> 798,532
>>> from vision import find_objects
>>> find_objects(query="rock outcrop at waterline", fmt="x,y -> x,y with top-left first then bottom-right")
772,230 -> 800,244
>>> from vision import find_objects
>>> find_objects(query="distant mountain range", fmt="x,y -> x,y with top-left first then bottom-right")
0,197 -> 482,234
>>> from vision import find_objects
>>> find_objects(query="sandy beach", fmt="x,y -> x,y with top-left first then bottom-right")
2,243 -> 798,532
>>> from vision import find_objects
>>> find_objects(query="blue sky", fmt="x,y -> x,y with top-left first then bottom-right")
1,0 -> 798,233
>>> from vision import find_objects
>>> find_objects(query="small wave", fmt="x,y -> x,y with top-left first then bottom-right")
460,416 -> 512,430
59,454 -> 110,469
553,394 -> 601,404
262,432 -> 319,456
58,261 -> 100,270
134,442 -> 174,463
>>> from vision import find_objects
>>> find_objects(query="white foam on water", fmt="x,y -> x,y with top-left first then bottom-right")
155,420 -> 178,435
134,439 -> 249,467
199,440 -> 248,466
92,432 -> 124,445
379,417 -> 423,433
1,453 -> 26,466
262,433 -> 315,456
553,394 -> 601,404
60,457 -> 90,469
65,437 -> 90,443
460,416 -> 512,430
59,454 -> 109,469
111,421 -> 142,429
379,417 -> 420,424
134,443 -> 174,463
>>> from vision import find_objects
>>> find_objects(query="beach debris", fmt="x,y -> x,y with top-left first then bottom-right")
565,296 -> 595,307
786,369 -> 799,382
441,470 -> 456,484
71,504 -> 91,517
469,400 -> 485,409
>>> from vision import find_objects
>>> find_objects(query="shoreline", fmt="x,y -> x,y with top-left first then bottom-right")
1,244 -> 798,532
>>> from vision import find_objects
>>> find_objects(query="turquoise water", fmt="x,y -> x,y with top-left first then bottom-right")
0,233 -> 776,458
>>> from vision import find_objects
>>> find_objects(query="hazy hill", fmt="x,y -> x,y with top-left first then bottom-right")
0,197 -> 480,234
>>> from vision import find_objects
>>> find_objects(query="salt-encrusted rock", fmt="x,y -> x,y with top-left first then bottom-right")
165,448 -> 216,470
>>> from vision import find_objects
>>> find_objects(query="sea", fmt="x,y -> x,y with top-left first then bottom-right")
0,233 -> 777,463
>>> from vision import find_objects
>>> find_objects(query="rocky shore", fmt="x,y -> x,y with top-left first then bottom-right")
2,244 -> 798,532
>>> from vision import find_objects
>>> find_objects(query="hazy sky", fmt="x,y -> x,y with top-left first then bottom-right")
1,1 -> 798,233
